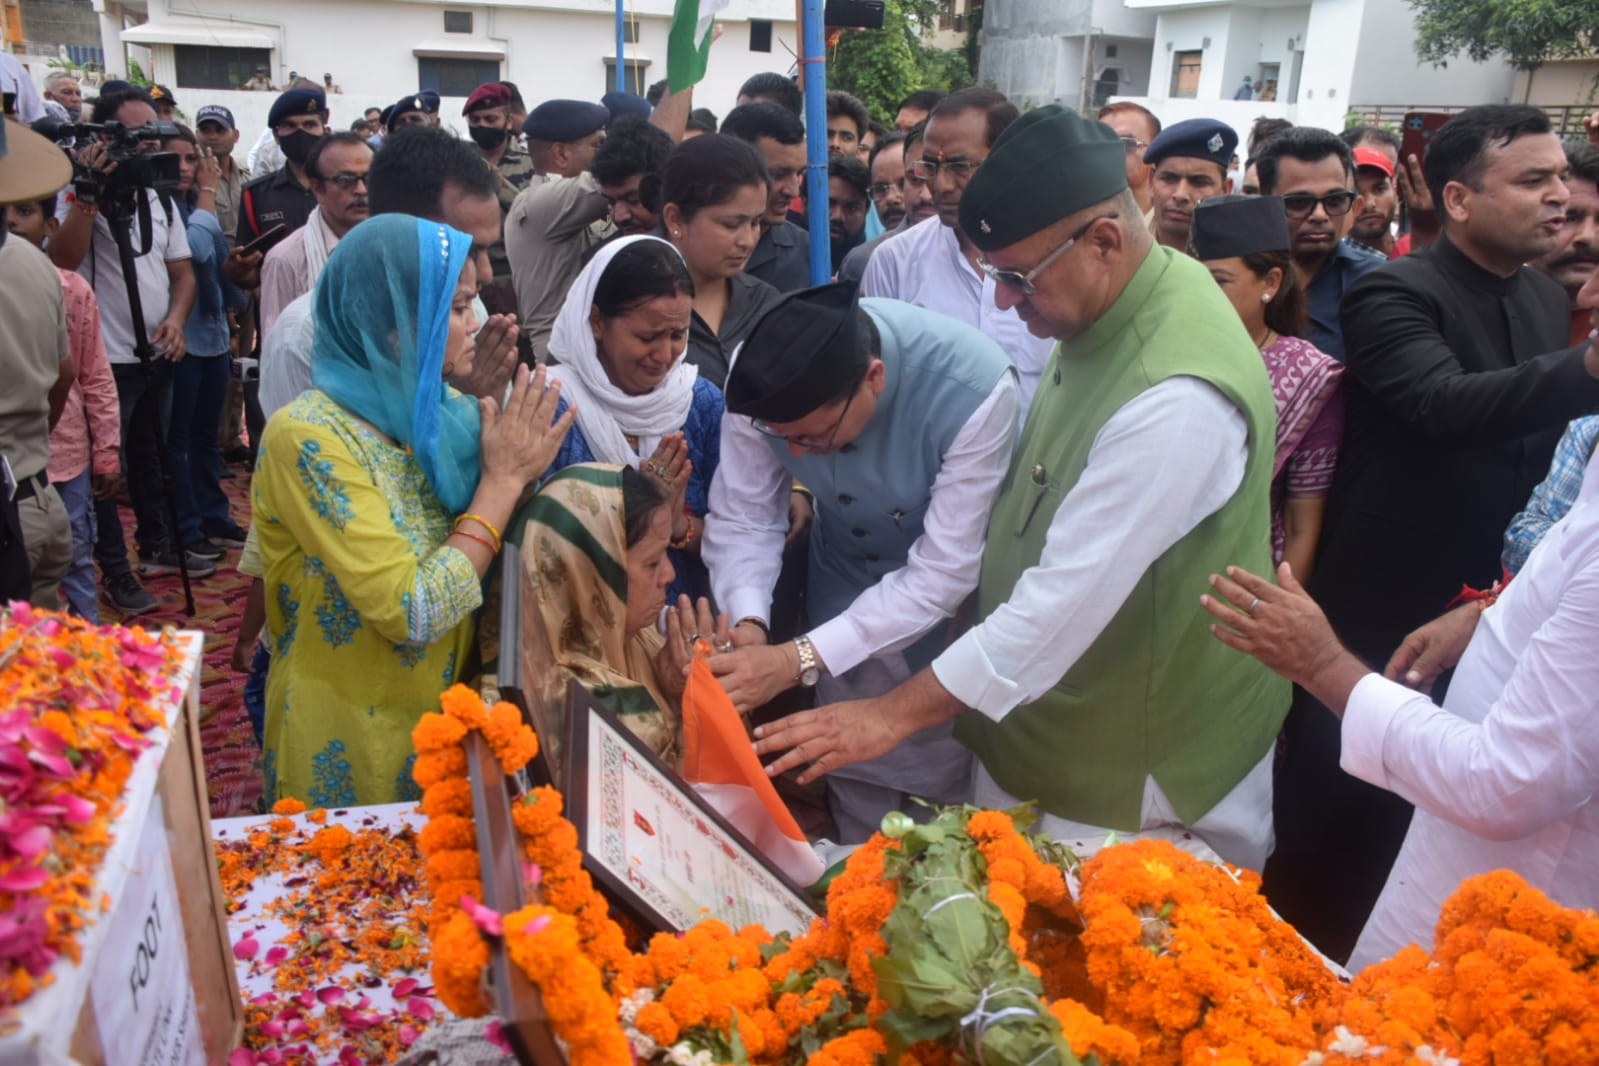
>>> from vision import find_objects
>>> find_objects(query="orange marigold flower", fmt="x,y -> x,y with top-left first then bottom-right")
635,999 -> 678,1046
271,797 -> 307,815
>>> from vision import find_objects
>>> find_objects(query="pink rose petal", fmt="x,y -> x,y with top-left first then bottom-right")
407,997 -> 435,1020
10,823 -> 53,859
60,794 -> 95,824
340,1009 -> 383,1032
485,1021 -> 512,1053
227,1049 -> 259,1066
264,945 -> 288,966
521,860 -> 542,888
391,977 -> 419,999
519,913 -> 551,936
0,865 -> 50,892
399,1024 -> 420,1047
460,894 -> 503,937
232,934 -> 259,961
258,1020 -> 285,1040
316,985 -> 344,1005
286,1019 -> 309,1039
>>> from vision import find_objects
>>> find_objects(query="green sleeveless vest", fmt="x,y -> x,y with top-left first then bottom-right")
954,246 -> 1289,829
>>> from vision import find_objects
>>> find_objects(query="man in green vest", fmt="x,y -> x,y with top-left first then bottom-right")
753,106 -> 1290,868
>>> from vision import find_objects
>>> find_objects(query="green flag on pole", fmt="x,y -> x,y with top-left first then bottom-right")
667,0 -> 729,92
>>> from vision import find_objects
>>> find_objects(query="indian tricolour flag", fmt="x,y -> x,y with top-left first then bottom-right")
667,0 -> 730,93
680,656 -> 826,888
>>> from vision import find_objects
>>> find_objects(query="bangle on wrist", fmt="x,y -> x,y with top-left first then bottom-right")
669,512 -> 698,550
448,528 -> 496,554
454,512 -> 503,553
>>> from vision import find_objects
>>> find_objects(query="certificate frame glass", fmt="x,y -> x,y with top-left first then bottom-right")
564,681 -> 822,938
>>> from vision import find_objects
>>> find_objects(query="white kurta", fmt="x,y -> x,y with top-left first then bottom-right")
1341,450 -> 1599,971
704,374 -> 1020,678
860,220 -> 1054,412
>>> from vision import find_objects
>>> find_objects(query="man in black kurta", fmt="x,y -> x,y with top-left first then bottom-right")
1269,106 -> 1599,962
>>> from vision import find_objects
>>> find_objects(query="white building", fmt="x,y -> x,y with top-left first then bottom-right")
81,0 -> 796,148
978,0 -> 1157,111
1111,0 -> 1517,142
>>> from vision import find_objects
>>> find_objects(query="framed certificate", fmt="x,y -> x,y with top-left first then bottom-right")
497,540 -> 567,791
565,682 -> 822,939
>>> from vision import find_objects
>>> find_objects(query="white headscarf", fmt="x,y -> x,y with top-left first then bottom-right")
546,235 -> 699,467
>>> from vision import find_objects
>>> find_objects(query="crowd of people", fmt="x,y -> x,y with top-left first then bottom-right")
1,62 -> 1597,973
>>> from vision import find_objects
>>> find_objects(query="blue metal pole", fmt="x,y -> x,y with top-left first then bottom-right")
615,0 -> 627,91
801,0 -> 830,285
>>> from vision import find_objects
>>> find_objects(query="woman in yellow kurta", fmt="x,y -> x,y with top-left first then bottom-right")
253,214 -> 573,806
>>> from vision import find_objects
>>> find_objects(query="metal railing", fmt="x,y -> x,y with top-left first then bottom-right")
1349,103 -> 1593,138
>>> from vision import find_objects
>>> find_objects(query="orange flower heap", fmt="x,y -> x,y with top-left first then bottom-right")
0,606 -> 179,1009
1321,871 -> 1599,1065
1077,838 -> 1343,1066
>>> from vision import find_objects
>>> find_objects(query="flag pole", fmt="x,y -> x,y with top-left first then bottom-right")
615,0 -> 627,91
801,0 -> 829,285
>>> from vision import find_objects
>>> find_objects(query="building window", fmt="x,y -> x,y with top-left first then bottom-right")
938,0 -> 960,31
602,59 -> 650,97
1170,50 -> 1202,98
173,45 -> 272,90
622,17 -> 640,43
749,19 -> 772,52
418,56 -> 500,96
443,11 -> 473,33
1105,44 -> 1117,58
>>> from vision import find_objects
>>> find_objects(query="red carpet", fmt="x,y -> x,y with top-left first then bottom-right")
108,467 -> 263,818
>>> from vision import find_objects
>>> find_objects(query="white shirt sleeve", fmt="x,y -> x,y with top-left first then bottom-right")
703,412 -> 795,625
1340,570 -> 1599,842
162,195 -> 192,261
808,374 -> 1020,676
932,376 -> 1249,719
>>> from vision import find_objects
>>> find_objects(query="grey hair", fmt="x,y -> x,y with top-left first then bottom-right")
44,71 -> 79,89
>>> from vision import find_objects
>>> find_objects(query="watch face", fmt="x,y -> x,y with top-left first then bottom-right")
801,666 -> 820,687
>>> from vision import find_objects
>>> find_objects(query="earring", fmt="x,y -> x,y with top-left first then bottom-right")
672,229 -> 681,237
1262,292 -> 1274,303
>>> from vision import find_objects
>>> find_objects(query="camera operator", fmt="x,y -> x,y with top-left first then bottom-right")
48,88 -> 213,595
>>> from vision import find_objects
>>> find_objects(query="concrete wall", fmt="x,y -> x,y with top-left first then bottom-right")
978,0 -> 1154,109
18,0 -> 101,53
95,0 -> 796,122
1514,61 -> 1599,108
1346,0 -> 1514,108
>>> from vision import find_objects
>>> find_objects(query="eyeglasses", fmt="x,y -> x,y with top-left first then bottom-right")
1118,135 -> 1147,155
908,156 -> 984,182
324,173 -> 368,190
868,180 -> 904,199
752,380 -> 860,451
1281,190 -> 1358,219
978,212 -> 1119,295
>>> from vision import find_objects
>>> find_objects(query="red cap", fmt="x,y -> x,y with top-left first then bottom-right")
462,82 -> 511,115
1352,146 -> 1395,177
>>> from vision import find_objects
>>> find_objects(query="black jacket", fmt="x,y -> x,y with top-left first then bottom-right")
686,271 -> 782,390
1312,234 -> 1599,662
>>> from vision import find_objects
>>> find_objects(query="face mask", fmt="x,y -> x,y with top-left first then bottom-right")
468,125 -> 509,151
277,128 -> 321,166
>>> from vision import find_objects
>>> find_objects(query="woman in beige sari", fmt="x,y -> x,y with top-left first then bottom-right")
519,463 -> 729,761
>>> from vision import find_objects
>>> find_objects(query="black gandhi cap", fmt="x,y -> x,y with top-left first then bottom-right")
725,283 -> 863,424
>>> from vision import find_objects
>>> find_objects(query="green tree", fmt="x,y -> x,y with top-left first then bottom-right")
828,0 -> 973,122
1407,0 -> 1599,69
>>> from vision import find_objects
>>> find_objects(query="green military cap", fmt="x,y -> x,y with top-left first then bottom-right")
959,105 -> 1128,253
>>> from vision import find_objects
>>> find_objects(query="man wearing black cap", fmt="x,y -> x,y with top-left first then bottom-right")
235,86 -> 328,247
148,85 -> 177,122
752,106 -> 1288,870
1144,117 -> 1237,251
1256,127 -> 1384,363
387,94 -> 435,134
703,284 -> 1020,842
861,88 -> 1054,410
464,82 -> 535,296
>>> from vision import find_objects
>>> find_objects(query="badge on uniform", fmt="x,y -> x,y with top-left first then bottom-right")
1207,132 -> 1224,154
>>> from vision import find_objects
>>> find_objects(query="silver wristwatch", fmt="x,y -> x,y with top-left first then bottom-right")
793,635 -> 821,687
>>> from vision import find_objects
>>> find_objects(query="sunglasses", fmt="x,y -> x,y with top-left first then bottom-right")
977,212 -> 1120,295
1281,190 -> 1357,219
